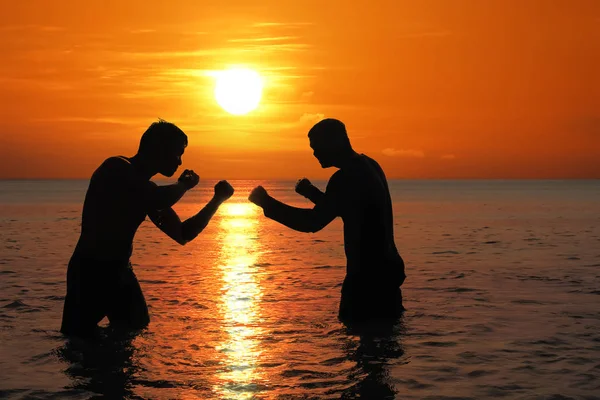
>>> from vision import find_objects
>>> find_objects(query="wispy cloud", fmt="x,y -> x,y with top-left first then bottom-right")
236,43 -> 311,52
298,113 -> 325,126
32,116 -> 143,125
129,29 -> 156,34
221,113 -> 325,136
114,49 -> 225,60
229,36 -> 300,43
0,24 -> 65,32
128,28 -> 208,35
382,148 -> 425,158
110,41 -> 310,61
252,22 -> 314,28
441,154 -> 456,160
0,76 -> 74,91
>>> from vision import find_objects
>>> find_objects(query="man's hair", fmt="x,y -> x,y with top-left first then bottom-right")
139,119 -> 187,154
308,118 -> 351,148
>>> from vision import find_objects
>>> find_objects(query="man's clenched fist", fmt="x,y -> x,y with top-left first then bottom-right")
248,186 -> 269,208
178,169 -> 200,190
295,177 -> 317,198
214,180 -> 234,202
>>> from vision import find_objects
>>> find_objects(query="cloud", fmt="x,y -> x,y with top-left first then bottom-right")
32,116 -> 142,125
298,113 -> 325,126
129,29 -> 156,34
115,49 -> 225,60
0,24 -> 65,32
252,22 -> 314,28
382,148 -> 425,158
114,41 -> 310,61
228,36 -> 300,43
301,91 -> 314,99
441,154 -> 456,160
237,43 -> 311,52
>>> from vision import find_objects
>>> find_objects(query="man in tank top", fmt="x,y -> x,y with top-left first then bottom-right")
61,119 -> 234,338
249,118 -> 406,324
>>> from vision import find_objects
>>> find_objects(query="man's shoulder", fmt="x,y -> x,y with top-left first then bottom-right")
329,169 -> 346,183
100,156 -> 131,169
96,156 -> 135,174
358,153 -> 388,179
325,169 -> 348,193
92,156 -> 136,183
360,153 -> 382,168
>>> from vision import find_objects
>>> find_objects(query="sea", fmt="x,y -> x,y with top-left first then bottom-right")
0,179 -> 599,400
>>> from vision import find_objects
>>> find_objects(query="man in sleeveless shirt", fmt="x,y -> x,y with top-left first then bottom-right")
61,120 -> 234,337
249,118 -> 406,324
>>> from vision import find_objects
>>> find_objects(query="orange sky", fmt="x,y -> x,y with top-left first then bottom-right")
0,0 -> 598,179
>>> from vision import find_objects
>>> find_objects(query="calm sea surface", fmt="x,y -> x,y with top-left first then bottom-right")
1,179 -> 599,399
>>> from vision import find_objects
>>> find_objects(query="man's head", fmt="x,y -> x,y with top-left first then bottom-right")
308,118 -> 352,168
138,119 -> 188,177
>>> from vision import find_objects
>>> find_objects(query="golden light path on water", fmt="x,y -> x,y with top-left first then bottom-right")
214,202 -> 265,399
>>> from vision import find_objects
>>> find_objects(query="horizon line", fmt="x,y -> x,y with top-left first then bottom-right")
0,177 -> 598,181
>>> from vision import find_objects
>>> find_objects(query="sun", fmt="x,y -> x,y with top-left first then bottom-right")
214,68 -> 263,115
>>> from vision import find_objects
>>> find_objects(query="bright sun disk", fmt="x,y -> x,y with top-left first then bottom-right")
214,68 -> 263,115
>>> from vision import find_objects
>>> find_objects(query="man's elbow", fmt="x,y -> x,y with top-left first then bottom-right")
169,232 -> 188,246
170,227 -> 190,246
304,221 -> 325,233
178,233 -> 193,245
180,223 -> 200,245
180,229 -> 199,245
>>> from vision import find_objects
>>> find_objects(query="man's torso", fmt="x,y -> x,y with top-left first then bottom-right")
73,156 -> 151,262
329,154 -> 405,286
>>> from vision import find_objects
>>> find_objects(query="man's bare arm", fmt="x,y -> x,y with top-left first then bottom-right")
249,186 -> 336,233
148,181 -> 188,211
148,180 -> 234,245
148,198 -> 222,245
102,157 -> 199,211
305,189 -> 325,204
148,207 -> 185,244
295,178 -> 325,205
146,169 -> 200,210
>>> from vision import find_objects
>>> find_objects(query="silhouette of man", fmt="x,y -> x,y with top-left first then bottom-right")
249,118 -> 406,324
61,119 -> 234,338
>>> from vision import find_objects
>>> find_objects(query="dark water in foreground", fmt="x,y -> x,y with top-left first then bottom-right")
1,179 -> 599,399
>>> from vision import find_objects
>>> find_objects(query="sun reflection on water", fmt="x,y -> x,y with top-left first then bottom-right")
214,202 -> 265,399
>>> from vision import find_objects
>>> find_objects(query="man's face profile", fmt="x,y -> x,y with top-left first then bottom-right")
158,143 -> 185,177
309,135 -> 334,168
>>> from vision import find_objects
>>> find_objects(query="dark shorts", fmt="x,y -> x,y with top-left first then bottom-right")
338,275 -> 405,324
60,256 -> 149,338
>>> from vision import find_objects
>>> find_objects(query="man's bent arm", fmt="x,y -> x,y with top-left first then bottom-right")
101,157 -> 189,211
148,181 -> 188,211
303,186 -> 326,205
180,196 -> 223,242
262,196 -> 335,233
148,196 -> 224,245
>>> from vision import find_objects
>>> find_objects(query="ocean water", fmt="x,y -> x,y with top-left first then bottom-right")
1,179 -> 599,400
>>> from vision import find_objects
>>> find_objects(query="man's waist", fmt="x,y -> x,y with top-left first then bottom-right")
71,246 -> 132,269
345,260 -> 405,287
71,252 -> 131,266
74,237 -> 133,258
346,252 -> 404,270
